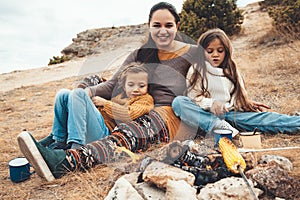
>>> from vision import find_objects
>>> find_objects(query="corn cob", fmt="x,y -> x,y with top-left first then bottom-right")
219,137 -> 246,173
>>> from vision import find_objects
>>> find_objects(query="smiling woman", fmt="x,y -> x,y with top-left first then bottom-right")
149,9 -> 179,50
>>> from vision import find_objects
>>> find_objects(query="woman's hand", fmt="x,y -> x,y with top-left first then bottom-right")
247,100 -> 271,112
211,100 -> 229,116
92,96 -> 108,107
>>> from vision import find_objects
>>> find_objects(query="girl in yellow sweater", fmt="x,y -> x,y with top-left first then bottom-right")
93,63 -> 154,132
46,62 -> 154,150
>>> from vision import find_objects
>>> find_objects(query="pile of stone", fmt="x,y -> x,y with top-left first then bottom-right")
104,140 -> 299,200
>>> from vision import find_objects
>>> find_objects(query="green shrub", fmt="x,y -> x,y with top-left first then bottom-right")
48,55 -> 70,65
179,0 -> 243,41
260,0 -> 299,39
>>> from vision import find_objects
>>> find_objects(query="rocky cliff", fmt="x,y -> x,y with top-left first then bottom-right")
61,24 -> 148,58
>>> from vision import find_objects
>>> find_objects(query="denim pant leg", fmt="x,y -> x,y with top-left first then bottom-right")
66,88 -> 110,145
52,89 -> 70,143
224,111 -> 300,134
172,96 -> 219,132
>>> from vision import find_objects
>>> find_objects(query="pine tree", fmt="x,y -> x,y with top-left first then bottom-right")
179,0 -> 243,41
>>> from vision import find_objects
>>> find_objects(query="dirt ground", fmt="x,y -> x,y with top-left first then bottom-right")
0,2 -> 299,200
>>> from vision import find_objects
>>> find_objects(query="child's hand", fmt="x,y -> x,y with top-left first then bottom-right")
92,96 -> 108,107
211,100 -> 229,116
248,100 -> 271,112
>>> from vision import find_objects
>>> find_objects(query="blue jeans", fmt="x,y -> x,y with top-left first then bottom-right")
172,96 -> 300,134
52,88 -> 110,145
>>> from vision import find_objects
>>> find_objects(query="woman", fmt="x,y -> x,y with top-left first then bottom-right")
17,2 -> 202,181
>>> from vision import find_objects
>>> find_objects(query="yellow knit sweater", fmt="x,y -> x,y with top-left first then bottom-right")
98,93 -> 154,131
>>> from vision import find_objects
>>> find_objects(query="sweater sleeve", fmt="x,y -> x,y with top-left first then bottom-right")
89,50 -> 138,99
188,87 -> 214,110
101,94 -> 154,122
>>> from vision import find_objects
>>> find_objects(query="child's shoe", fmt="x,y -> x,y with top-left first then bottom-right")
213,120 -> 239,137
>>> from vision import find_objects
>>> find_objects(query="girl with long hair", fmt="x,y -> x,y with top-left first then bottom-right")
172,28 -> 300,136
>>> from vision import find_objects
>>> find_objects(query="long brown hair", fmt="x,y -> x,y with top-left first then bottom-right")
189,28 -> 250,110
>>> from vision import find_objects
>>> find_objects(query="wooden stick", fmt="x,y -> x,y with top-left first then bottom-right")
238,146 -> 300,153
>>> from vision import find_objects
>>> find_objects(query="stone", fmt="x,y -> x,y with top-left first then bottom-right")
142,161 -> 195,189
197,177 -> 262,200
121,172 -> 166,200
166,179 -> 197,200
241,152 -> 257,170
245,161 -> 298,199
134,182 -> 165,200
259,154 -> 293,172
104,176 -> 143,200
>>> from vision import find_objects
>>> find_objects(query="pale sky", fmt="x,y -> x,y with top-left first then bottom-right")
0,0 -> 258,74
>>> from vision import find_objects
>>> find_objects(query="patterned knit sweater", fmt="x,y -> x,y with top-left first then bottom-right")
187,61 -> 246,111
99,93 -> 154,131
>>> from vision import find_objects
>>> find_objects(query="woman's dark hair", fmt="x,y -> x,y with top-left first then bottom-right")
137,2 -> 182,64
148,2 -> 180,24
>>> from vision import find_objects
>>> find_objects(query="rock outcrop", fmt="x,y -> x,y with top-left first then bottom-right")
61,24 -> 148,58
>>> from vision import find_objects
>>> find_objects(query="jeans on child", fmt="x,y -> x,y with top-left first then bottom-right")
52,88 -> 110,145
172,96 -> 300,134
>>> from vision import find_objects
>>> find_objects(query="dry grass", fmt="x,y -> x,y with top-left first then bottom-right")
1,2 -> 300,200
238,39 -> 300,114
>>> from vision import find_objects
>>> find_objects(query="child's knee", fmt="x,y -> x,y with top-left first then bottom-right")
172,96 -> 189,115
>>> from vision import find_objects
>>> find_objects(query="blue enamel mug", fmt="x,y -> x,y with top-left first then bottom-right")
213,129 -> 233,146
8,157 -> 33,183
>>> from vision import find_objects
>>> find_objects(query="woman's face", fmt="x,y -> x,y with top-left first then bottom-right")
205,38 -> 225,67
149,9 -> 179,50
